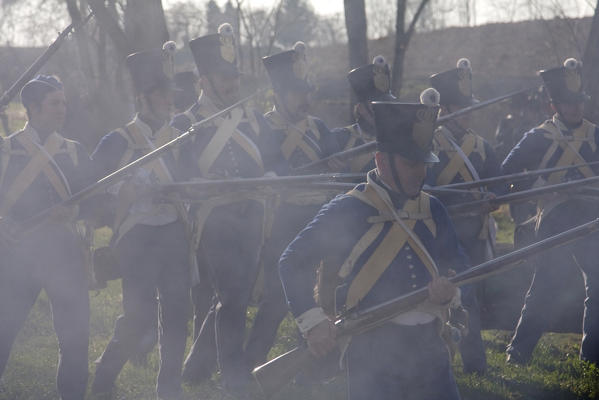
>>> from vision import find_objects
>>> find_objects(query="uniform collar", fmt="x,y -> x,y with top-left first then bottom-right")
197,91 -> 223,116
369,170 -> 409,209
553,113 -> 583,133
134,113 -> 167,138
22,122 -> 59,145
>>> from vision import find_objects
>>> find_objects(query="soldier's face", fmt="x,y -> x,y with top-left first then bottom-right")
554,101 -> 584,125
281,90 -> 310,122
375,152 -> 426,198
203,72 -> 240,107
33,89 -> 66,132
446,104 -> 471,128
146,87 -> 174,123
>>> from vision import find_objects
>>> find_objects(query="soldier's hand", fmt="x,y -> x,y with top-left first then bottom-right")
428,276 -> 457,305
305,319 -> 337,358
482,192 -> 498,213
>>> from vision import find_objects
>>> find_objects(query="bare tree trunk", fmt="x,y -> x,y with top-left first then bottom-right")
344,0 -> 368,117
583,0 -> 599,123
124,0 -> 170,52
391,0 -> 430,95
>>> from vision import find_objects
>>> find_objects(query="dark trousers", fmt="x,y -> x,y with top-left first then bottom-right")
508,203 -> 599,363
245,203 -> 320,368
92,221 -> 190,397
182,277 -> 218,383
347,322 -> 461,400
189,201 -> 264,388
458,238 -> 488,373
0,225 -> 89,400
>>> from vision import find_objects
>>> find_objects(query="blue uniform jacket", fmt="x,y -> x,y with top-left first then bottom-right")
171,95 -> 275,179
279,172 -> 470,319
0,125 -> 93,222
331,123 -> 375,173
262,109 -> 340,176
501,116 -> 599,188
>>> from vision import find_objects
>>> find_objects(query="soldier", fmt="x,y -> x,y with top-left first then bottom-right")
502,58 -> 599,365
171,23 -> 273,395
427,58 -> 500,374
90,42 -> 191,399
332,55 -> 396,173
243,42 -> 341,369
0,75 -> 93,400
278,92 -> 468,400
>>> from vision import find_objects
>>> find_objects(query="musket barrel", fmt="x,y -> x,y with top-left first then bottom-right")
253,216 -> 599,398
294,87 -> 537,174
15,90 -> 262,234
447,175 -> 599,215
0,12 -> 94,108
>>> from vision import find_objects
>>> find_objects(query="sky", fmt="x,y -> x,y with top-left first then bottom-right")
163,0 -> 595,24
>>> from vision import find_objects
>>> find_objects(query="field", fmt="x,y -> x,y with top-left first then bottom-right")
1,208 -> 599,399
0,109 -> 598,399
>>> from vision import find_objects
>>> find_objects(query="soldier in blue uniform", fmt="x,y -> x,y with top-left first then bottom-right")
502,58 -> 599,365
426,58 -> 500,374
171,23 -> 274,394
0,75 -> 93,400
332,55 -> 396,173
243,42 -> 341,370
90,42 -> 192,399
279,92 -> 468,400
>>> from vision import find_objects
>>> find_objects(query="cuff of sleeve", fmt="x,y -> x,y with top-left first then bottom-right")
295,307 -> 329,334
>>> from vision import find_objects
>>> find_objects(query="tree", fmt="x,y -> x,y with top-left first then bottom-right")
344,0 -> 368,70
583,0 -> 599,123
391,0 -> 431,95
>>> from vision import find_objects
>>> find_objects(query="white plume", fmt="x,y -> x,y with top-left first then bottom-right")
420,87 -> 440,106
218,23 -> 234,37
162,41 -> 177,54
372,55 -> 387,66
456,57 -> 471,70
293,41 -> 306,54
563,58 -> 580,69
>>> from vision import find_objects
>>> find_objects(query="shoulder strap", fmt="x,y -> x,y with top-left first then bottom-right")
342,183 -> 438,310
0,132 -> 69,215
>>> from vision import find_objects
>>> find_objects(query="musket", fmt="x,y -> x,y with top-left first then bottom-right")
294,87 -> 537,174
439,160 -> 599,191
447,175 -> 599,216
0,12 -> 94,109
10,91 -> 262,235
252,217 -> 599,398
153,175 -> 476,203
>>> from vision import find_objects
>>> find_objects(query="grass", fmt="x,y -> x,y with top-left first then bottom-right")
1,272 -> 598,399
0,106 -> 597,399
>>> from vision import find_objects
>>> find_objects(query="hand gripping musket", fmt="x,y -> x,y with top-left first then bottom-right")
294,87 -> 537,174
447,175 -> 599,216
252,217 -> 599,398
0,12 -> 94,110
4,91 -> 262,236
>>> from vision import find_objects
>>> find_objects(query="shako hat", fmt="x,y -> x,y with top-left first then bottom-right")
20,75 -> 63,108
371,88 -> 440,163
539,58 -> 587,104
348,55 -> 396,103
429,58 -> 474,107
126,41 -> 177,94
262,41 -> 311,93
189,23 -> 238,77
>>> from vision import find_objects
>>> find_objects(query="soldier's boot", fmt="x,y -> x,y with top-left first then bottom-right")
91,341 -> 129,395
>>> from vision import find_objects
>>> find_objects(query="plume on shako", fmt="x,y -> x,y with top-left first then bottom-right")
218,22 -> 236,63
420,87 -> 441,107
456,57 -> 472,71
539,57 -> 586,103
162,40 -> 177,79
292,41 -> 307,80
